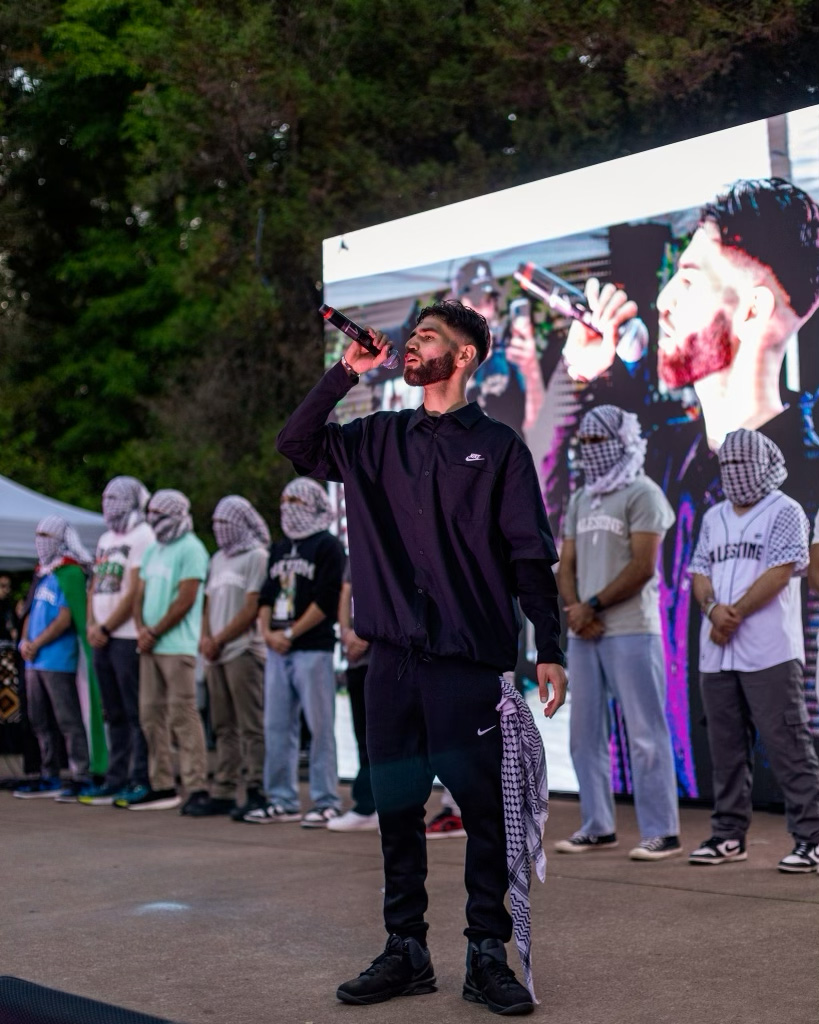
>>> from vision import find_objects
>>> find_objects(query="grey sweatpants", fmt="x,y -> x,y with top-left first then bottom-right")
700,659 -> 819,844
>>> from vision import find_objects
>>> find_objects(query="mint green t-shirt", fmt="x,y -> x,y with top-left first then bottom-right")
140,532 -> 209,655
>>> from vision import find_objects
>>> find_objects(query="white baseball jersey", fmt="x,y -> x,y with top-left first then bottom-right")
689,490 -> 809,673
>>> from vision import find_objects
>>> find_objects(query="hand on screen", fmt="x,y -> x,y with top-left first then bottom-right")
506,315 -> 537,372
562,278 -> 638,382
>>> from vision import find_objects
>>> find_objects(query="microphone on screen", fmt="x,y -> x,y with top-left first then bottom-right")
514,262 -> 648,360
319,305 -> 401,370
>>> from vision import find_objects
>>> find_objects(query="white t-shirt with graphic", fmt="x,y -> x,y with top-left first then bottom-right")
92,521 -> 156,640
563,476 -> 675,636
689,491 -> 808,673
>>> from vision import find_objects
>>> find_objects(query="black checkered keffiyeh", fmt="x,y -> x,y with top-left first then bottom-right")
497,676 -> 549,1001
718,428 -> 787,507
579,404 -> 647,508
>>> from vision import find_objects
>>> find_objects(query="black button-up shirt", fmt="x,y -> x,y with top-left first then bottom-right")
277,362 -> 564,671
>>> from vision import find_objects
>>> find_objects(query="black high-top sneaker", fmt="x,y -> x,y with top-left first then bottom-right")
336,934 -> 436,1005
463,937 -> 533,1016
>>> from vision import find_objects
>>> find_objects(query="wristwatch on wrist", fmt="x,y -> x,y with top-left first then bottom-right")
283,626 -> 294,640
100,624 -> 112,638
587,594 -> 603,613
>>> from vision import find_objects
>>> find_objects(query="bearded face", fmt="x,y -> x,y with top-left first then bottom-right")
657,308 -> 735,389
403,350 -> 457,387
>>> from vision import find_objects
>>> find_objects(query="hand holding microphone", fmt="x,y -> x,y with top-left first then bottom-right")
320,305 -> 401,373
514,262 -> 648,382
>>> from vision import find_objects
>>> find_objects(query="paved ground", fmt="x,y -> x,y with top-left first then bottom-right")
2,777 -> 817,1024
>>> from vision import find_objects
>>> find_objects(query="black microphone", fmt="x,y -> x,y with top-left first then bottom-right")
513,262 -> 648,360
320,305 -> 401,370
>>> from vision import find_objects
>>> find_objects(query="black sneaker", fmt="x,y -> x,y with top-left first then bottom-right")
777,841 -> 819,874
126,788 -> 182,811
463,937 -> 533,1016
689,836 -> 747,866
179,790 -> 212,816
629,835 -> 683,861
336,934 -> 436,1005
554,831 -> 618,853
186,795 -> 236,817
231,786 -> 267,822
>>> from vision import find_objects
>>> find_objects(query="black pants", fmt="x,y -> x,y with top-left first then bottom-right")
365,642 -> 511,944
347,664 -> 376,816
93,638 -> 149,790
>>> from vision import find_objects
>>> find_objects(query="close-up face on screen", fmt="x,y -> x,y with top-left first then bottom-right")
322,105 -> 819,803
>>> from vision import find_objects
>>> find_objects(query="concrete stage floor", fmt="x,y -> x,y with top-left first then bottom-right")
2,780 -> 817,1024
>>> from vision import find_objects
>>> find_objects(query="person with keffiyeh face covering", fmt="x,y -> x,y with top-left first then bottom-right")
194,496 -> 270,819
79,477 -> 155,807
556,405 -> 682,861
14,517 -> 98,802
246,479 -> 344,827
688,429 -> 819,872
126,490 -> 210,813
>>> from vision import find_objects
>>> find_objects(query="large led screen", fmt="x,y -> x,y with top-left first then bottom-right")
324,106 -> 819,801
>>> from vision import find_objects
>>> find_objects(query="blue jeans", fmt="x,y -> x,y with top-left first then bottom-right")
263,649 -> 340,812
568,634 -> 679,839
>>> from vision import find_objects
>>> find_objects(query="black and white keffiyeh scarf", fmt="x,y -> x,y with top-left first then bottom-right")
146,489 -> 193,545
101,476 -> 150,534
718,428 -> 787,507
213,495 -> 271,556
496,676 -> 549,1002
35,515 -> 93,574
280,478 -> 333,540
579,404 -> 647,508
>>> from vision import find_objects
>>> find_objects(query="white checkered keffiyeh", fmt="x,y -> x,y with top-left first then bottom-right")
496,676 -> 549,1002
35,515 -> 94,574
146,489 -> 193,545
213,495 -> 271,556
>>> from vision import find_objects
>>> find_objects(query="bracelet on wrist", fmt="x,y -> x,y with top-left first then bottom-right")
101,624 -> 112,638
703,601 -> 717,620
340,354 -> 360,382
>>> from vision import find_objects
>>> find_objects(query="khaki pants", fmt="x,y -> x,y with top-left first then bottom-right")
139,653 -> 207,793
206,651 -> 265,799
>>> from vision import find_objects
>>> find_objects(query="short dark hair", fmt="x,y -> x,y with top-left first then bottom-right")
700,178 -> 819,319
416,300 -> 491,365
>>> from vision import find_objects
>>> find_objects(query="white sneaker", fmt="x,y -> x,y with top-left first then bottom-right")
327,809 -> 379,832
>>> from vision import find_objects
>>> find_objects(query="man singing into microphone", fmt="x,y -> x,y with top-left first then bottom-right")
277,300 -> 566,1016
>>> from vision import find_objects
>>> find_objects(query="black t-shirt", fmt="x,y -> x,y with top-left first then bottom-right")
258,531 -> 345,652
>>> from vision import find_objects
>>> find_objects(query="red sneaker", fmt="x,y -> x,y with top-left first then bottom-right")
426,809 -> 466,839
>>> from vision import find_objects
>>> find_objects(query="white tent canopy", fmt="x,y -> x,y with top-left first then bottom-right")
0,473 -> 105,570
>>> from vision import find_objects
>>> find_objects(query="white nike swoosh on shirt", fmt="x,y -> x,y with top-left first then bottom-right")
477,725 -> 497,736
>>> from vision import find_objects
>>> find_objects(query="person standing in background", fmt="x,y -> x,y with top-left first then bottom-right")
555,405 -> 681,861
127,490 -> 209,813
328,563 -> 378,832
198,495 -> 269,820
247,478 -> 344,827
81,477 -> 154,807
688,430 -> 819,872
14,518 -> 99,802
